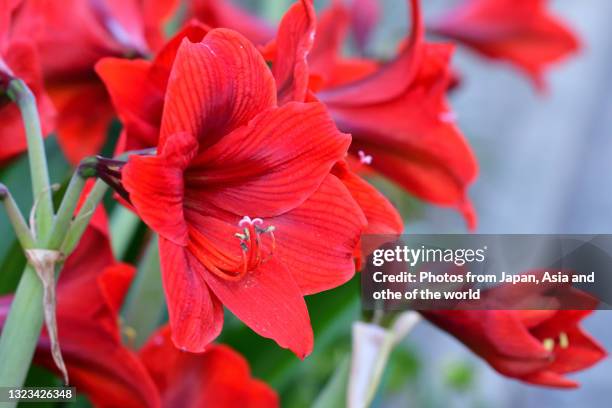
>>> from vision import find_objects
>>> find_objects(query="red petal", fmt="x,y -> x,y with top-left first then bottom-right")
159,238 -> 224,352
184,102 -> 350,218
271,174 -> 366,295
548,326 -> 607,375
160,28 -> 276,149
330,44 -> 478,226
521,370 -> 578,388
316,0 -> 424,104
272,0 -> 316,104
95,57 -> 162,151
141,326 -> 279,408
332,162 -> 403,236
307,0 -> 351,81
141,0 -> 181,50
0,40 -> 55,165
430,0 -> 580,90
203,257 -> 313,358
123,132 -> 198,246
37,320 -> 161,408
49,81 -> 114,164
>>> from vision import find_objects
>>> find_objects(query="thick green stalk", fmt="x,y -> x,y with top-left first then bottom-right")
110,205 -> 141,260
0,265 -> 44,396
6,79 -> 54,239
122,234 -> 165,348
0,176 -> 103,400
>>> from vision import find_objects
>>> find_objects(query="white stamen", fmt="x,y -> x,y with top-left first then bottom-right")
239,216 -> 264,227
358,150 -> 373,165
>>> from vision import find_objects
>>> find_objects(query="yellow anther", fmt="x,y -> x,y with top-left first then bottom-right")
542,338 -> 555,352
559,332 -> 569,349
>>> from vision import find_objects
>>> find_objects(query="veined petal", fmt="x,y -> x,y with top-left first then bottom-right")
160,28 -> 276,150
184,102 -> 350,217
271,174 -> 366,295
159,238 -> 224,352
273,0 -> 316,104
123,132 -> 198,246
204,257 -> 313,358
332,162 -> 403,236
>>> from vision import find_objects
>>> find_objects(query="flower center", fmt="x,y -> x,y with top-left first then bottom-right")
542,331 -> 570,352
199,216 -> 276,282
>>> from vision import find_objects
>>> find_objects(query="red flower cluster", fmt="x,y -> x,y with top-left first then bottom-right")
0,0 -> 603,403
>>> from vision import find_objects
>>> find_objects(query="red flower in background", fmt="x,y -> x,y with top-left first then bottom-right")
9,0 -> 178,164
188,0 -> 274,45
141,326 -> 278,408
424,307 -> 606,387
430,0 -> 580,91
269,0 -> 478,228
120,28 -> 366,357
0,0 -> 54,165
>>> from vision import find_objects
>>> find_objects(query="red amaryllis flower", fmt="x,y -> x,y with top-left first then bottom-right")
9,0 -> 178,164
423,308 -> 606,387
0,0 -> 54,165
119,28 -> 366,357
0,207 -> 161,407
430,0 -> 580,91
141,326 -> 279,408
187,0 -> 273,46
269,0 -> 478,228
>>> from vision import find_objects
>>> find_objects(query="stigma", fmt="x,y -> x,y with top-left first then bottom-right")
199,216 -> 276,282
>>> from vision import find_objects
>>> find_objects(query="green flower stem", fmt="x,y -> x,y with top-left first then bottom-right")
0,184 -> 35,249
60,179 -> 108,256
46,170 -> 87,250
122,234 -> 165,348
6,79 -> 54,240
110,205 -> 141,260
0,264 -> 44,401
0,177 -> 106,398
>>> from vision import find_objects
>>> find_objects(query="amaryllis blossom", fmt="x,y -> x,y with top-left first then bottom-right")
0,208 -> 161,407
430,0 -> 580,90
268,0 -> 478,228
119,28 -> 366,357
9,0 -> 178,164
140,326 -> 279,408
0,0 -> 54,165
187,0 -> 274,45
424,309 -> 606,387
97,13 -> 401,267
